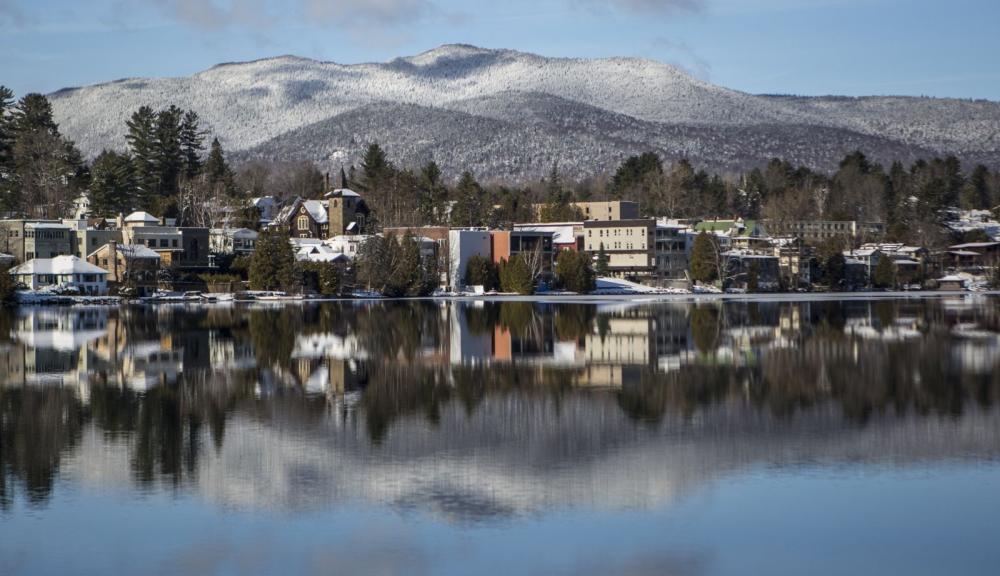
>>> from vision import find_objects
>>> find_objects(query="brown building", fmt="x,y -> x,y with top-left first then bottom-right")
87,242 -> 161,295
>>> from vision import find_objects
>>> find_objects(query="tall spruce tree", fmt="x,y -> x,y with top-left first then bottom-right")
248,229 -> 296,291
179,110 -> 205,180
153,105 -> 184,197
126,106 -> 158,206
89,150 -> 136,217
690,232 -> 719,284
451,171 -> 485,227
11,93 -> 81,217
0,86 -> 18,214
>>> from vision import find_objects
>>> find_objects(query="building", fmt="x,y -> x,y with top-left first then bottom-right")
583,219 -> 655,280
64,219 -> 122,258
210,228 -> 259,256
8,255 -> 109,294
771,237 -> 811,288
448,229 -> 492,291
87,242 -> 160,295
120,212 -> 210,269
532,200 -> 640,222
490,229 -> 555,267
946,241 -> 1000,269
513,222 -> 583,251
843,246 -> 882,282
325,188 -> 370,236
765,220 -> 885,244
694,219 -> 770,251
0,220 -> 74,264
654,220 -> 690,281
724,253 -> 781,291
250,196 -> 282,226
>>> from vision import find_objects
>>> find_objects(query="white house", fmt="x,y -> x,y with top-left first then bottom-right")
9,255 -> 109,294
210,228 -> 259,255
448,229 -> 492,291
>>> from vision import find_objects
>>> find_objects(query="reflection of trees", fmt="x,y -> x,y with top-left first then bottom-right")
690,305 -> 721,354
0,388 -> 85,509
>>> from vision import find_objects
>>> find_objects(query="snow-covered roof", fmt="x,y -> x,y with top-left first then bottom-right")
845,248 -> 878,257
251,196 -> 279,206
303,200 -> 328,224
325,188 -> 360,198
25,222 -> 71,230
124,211 -> 161,224
10,255 -> 108,276
948,250 -> 983,257
86,243 -> 160,260
938,275 -> 967,282
949,242 -> 1000,250
515,224 -> 576,244
295,244 -> 349,263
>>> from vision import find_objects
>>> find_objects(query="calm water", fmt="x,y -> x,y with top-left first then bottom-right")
2,297 -> 1000,575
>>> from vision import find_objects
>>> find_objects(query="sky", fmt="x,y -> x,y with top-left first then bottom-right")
1,0 -> 998,100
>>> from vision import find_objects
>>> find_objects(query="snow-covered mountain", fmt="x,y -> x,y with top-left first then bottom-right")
48,44 -> 1000,179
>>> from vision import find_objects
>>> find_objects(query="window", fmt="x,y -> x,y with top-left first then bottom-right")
172,239 -> 178,248
298,216 -> 310,230
160,239 -> 169,248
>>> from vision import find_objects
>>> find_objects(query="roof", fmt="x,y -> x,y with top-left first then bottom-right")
514,224 -> 576,244
303,200 -> 328,224
25,222 -> 71,230
10,255 -> 108,276
86,243 -> 160,260
938,275 -> 967,282
325,188 -> 360,198
949,242 -> 1000,250
124,211 -> 160,224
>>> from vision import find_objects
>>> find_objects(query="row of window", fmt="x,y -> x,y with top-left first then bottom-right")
135,238 -> 179,248
587,228 -> 648,238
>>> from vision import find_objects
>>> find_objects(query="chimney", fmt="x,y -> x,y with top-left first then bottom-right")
324,172 -> 330,190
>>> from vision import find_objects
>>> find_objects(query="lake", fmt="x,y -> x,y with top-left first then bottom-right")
2,296 -> 999,575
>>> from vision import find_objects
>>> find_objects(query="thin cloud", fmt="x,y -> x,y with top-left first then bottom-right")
142,0 -> 439,31
576,0 -> 706,15
0,0 -> 28,27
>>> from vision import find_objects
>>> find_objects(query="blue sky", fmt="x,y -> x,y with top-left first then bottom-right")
1,0 -> 998,100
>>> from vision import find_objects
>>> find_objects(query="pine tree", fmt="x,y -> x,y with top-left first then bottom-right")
126,106 -> 158,206
89,150 -> 136,217
555,250 -> 595,293
248,229 -> 295,291
0,86 -> 19,214
499,255 -> 534,295
595,243 -> 610,276
153,105 -> 184,197
690,232 -> 719,284
873,255 -> 895,289
179,110 -> 205,180
464,254 -> 498,290
204,138 -> 230,188
10,93 -> 79,217
540,162 -> 579,222
451,171 -> 485,227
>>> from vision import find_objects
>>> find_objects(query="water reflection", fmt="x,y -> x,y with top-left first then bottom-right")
2,297 -> 1000,519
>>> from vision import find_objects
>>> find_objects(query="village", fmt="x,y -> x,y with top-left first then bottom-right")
3,179 -> 999,302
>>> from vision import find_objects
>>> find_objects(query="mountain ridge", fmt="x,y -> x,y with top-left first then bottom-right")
47,44 -> 1000,180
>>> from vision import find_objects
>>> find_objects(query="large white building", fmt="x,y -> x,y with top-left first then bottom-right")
9,255 -> 109,294
448,229 -> 492,291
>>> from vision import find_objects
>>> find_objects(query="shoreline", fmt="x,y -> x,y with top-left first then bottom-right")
11,290 -> 1000,308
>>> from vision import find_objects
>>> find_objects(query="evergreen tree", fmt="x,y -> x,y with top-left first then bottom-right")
451,171 -> 485,227
179,110 -> 205,180
153,105 -> 184,197
0,86 -> 16,214
690,232 -> 719,284
418,161 -> 448,225
126,106 -> 158,205
962,165 -> 992,210
10,93 -> 80,217
555,250 -> 595,293
248,229 -> 296,291
873,255 -> 895,289
595,243 -> 610,276
0,261 -> 15,304
612,152 -> 663,200
464,255 -> 498,290
89,150 -> 136,217
540,162 -> 580,222
203,138 -> 231,188
499,255 -> 534,295
339,166 -> 349,188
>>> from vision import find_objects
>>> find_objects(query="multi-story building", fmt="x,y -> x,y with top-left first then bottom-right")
532,200 -> 640,222
0,220 -> 74,264
766,220 -> 885,244
65,219 -> 122,258
8,255 -> 109,294
583,219 -> 655,280
272,189 -> 371,239
448,229 -> 492,291
120,211 -> 210,269
654,220 -> 690,281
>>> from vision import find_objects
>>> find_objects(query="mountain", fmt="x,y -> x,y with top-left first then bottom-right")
48,44 -> 1000,180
